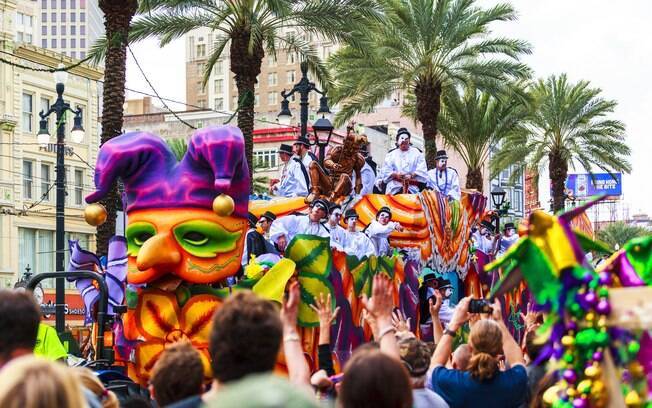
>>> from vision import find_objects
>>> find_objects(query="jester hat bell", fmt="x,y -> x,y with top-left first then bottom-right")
85,126 -> 250,218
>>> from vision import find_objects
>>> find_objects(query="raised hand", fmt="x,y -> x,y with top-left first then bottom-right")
429,290 -> 443,318
281,280 -> 300,330
361,274 -> 394,324
391,308 -> 411,334
310,292 -> 340,328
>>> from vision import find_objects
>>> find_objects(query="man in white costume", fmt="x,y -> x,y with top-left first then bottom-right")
325,203 -> 347,250
341,209 -> 376,258
497,222 -> 519,257
472,220 -> 499,256
269,199 -> 330,252
377,128 -> 429,194
269,144 -> 293,195
351,143 -> 377,197
364,206 -> 403,256
427,150 -> 461,201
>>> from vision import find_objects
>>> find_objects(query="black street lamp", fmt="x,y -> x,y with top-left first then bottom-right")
37,64 -> 85,334
491,187 -> 507,233
277,61 -> 333,164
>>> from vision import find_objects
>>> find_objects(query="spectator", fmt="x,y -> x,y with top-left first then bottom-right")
398,338 -> 449,408
209,373 -> 319,408
0,355 -> 85,407
0,289 -> 40,368
430,298 -> 527,407
34,322 -> 68,361
519,304 -> 547,408
451,344 -> 471,371
73,367 -> 119,408
149,341 -> 204,407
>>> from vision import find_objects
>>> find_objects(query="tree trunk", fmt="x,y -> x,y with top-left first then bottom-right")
230,27 -> 264,191
96,0 -> 138,256
549,149 -> 568,213
414,78 -> 441,169
465,167 -> 484,192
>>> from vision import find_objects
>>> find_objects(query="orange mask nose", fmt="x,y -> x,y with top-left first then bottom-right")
136,233 -> 182,271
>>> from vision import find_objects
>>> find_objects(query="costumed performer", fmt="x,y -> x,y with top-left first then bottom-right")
472,220 -> 499,256
497,222 -> 519,257
325,203 -> 347,251
364,206 -> 404,256
418,272 -> 440,341
341,209 -> 375,258
435,278 -> 456,326
377,128 -> 429,194
350,141 -> 376,197
427,150 -> 461,201
269,198 -> 330,252
242,212 -> 271,266
269,144 -> 293,196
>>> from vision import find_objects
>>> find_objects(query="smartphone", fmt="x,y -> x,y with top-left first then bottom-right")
469,299 -> 493,314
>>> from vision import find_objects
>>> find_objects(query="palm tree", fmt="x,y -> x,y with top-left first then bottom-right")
597,221 -> 649,250
124,0 -> 381,186
491,74 -> 632,213
328,0 -> 531,167
438,85 -> 530,191
95,0 -> 139,256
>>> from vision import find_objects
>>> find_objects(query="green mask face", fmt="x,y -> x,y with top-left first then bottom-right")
173,220 -> 241,258
126,222 -> 157,256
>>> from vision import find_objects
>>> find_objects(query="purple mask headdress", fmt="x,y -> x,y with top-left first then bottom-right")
85,126 -> 250,217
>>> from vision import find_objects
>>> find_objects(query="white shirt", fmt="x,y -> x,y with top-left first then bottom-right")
325,223 -> 347,251
378,147 -> 429,194
365,220 -> 400,256
472,230 -> 496,255
341,230 -> 376,258
498,233 -> 519,257
351,161 -> 376,197
428,167 -> 461,201
274,156 -> 309,197
269,214 -> 330,243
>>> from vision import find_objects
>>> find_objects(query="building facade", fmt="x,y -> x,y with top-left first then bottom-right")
37,0 -> 103,60
1,2 -> 103,289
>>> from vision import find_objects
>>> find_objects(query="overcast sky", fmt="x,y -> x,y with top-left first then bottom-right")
125,0 -> 652,216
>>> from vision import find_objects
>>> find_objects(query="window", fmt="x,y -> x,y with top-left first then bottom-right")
70,24 -> 75,34
19,228 -> 58,288
80,51 -> 85,59
71,0 -> 75,6
41,25 -> 47,35
26,15 -> 32,26
80,25 -> 85,35
287,70 -> 296,84
18,228 -> 36,280
232,96 -> 238,110
51,0 -> 56,7
267,72 -> 277,86
42,12 -> 47,22
70,12 -> 76,22
40,97 -> 50,131
42,39 -> 47,48
80,0 -> 86,8
51,25 -> 57,35
74,169 -> 83,205
71,51 -> 76,59
61,38 -> 67,48
51,38 -> 57,48
51,12 -> 56,22
17,12 -> 23,25
288,52 -> 296,64
17,32 -> 24,42
71,38 -> 76,48
61,12 -> 66,22
267,92 -> 277,105
22,93 -> 33,132
196,44 -> 205,57
253,150 -> 278,169
80,11 -> 85,22
213,60 -> 223,75
25,33 -> 32,44
500,167 -> 510,182
513,189 -> 523,213
38,230 -> 55,279
61,0 -> 66,7
23,160 -> 33,199
41,164 -> 51,201
214,98 -> 224,110
213,79 -> 223,94
254,94 -> 260,107
80,38 -> 85,48
42,0 -> 47,8
267,56 -> 277,67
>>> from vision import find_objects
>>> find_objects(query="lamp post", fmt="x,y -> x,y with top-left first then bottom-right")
490,187 -> 507,233
37,64 -> 85,334
277,61 -> 333,164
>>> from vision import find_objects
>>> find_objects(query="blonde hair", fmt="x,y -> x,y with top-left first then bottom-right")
468,320 -> 503,381
0,355 -> 86,408
73,367 -> 119,408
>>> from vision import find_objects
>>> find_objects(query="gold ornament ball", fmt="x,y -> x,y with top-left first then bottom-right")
212,194 -> 235,217
584,365 -> 602,379
84,203 -> 108,226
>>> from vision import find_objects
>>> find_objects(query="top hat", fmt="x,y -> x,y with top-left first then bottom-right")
435,150 -> 448,160
260,211 -> 277,222
294,136 -> 310,146
277,144 -> 293,155
436,277 -> 452,289
328,202 -> 342,213
344,208 -> 359,220
504,222 -> 515,231
247,212 -> 258,227
376,206 -> 392,219
480,220 -> 496,233
422,273 -> 438,284
396,128 -> 411,140
310,199 -> 330,213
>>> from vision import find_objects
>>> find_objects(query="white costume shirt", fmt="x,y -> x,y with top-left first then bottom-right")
472,230 -> 496,255
269,214 -> 330,244
498,233 -> 519,257
341,230 -> 376,258
378,147 -> 429,194
365,220 -> 400,256
274,156 -> 309,197
428,168 -> 461,201
326,223 -> 348,251
351,161 -> 376,197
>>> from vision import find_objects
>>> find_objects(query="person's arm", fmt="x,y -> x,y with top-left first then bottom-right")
431,297 -> 471,368
270,216 -> 296,249
492,299 -> 525,367
281,281 -> 311,386
429,290 -> 444,344
310,293 -> 340,376
361,274 -> 399,359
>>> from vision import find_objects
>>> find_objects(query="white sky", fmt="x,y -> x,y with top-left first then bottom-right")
125,0 -> 652,215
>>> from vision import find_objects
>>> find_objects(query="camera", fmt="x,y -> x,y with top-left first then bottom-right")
469,299 -> 493,314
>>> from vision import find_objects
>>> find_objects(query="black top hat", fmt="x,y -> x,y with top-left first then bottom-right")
260,211 -> 277,222
376,206 -> 392,219
480,220 -> 495,233
422,273 -> 437,284
396,127 -> 411,140
504,222 -> 516,231
310,199 -> 330,213
435,150 -> 448,160
247,212 -> 258,228
344,208 -> 359,219
328,202 -> 342,212
278,144 -> 293,155
436,277 -> 452,289
294,136 -> 310,146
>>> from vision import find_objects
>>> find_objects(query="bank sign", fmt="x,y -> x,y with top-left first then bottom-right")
565,173 -> 622,198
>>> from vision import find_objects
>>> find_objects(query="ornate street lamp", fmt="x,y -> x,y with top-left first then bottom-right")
491,187 -> 507,233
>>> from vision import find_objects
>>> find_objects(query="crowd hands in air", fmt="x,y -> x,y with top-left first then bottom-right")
0,274 -> 548,408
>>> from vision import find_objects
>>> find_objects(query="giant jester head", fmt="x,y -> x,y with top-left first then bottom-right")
85,126 -> 250,286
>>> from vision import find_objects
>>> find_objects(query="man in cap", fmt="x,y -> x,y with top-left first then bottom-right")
472,220 -> 499,256
350,141 -> 377,197
339,209 -> 375,258
324,203 -> 347,251
417,271 -> 440,341
242,213 -> 270,266
273,140 -> 311,198
294,135 -> 317,168
377,128 -> 429,194
258,211 -> 279,255
269,198 -> 330,252
435,277 -> 456,325
497,222 -> 519,257
269,144 -> 293,195
427,150 -> 460,201
364,206 -> 403,256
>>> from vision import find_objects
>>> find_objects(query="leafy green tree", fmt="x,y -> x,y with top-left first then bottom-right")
329,0 -> 531,167
597,221 -> 650,250
439,85 -> 530,191
491,74 -> 631,213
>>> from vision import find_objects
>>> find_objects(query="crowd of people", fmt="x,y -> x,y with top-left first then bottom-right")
269,128 -> 461,200
0,269 -> 552,408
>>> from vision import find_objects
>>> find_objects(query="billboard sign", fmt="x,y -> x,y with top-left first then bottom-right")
565,173 -> 622,198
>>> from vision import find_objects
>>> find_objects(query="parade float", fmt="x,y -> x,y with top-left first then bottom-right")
70,125 -> 650,406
